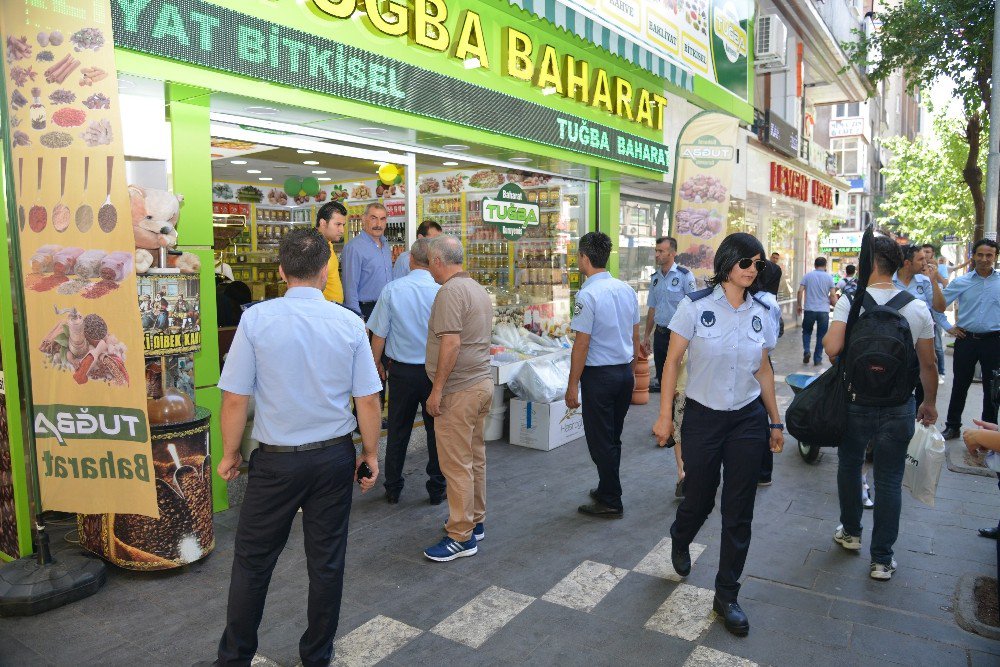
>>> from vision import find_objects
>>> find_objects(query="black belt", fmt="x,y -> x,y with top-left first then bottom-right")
389,359 -> 425,367
967,331 -> 1000,339
360,300 -> 376,308
258,434 -> 353,453
656,325 -> 670,333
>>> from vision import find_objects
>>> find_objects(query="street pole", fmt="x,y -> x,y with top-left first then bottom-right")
985,0 -> 1000,241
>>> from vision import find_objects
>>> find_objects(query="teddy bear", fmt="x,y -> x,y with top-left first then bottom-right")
129,184 -> 201,275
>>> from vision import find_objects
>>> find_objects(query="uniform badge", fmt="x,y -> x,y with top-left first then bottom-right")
700,311 -> 716,327
652,277 -> 659,287
671,277 -> 679,287
917,285 -> 925,294
573,303 -> 582,316
752,315 -> 763,333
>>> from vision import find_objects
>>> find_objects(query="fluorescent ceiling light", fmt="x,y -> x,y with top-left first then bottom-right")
443,161 -> 459,166
230,160 -> 247,165
259,177 -> 273,181
312,170 -> 327,174
245,106 -> 278,115
247,169 -> 262,174
509,157 -> 532,163
442,144 -> 469,151
296,149 -> 313,154
358,127 -> 388,134
319,177 -> 332,181
303,160 -> 320,165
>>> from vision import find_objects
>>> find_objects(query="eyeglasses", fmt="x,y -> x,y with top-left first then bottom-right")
737,258 -> 766,272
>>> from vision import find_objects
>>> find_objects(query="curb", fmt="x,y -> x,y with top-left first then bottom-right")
954,574 -> 1000,640
945,442 -> 996,478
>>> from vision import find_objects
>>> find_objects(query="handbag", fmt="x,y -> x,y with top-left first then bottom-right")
902,423 -> 946,506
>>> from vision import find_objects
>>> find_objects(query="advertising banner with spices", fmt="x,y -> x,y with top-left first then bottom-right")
1,3 -> 158,517
670,111 -> 740,282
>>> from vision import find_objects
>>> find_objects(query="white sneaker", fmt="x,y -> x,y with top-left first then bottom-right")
870,559 -> 897,580
834,525 -> 862,551
938,375 -> 945,385
863,493 -> 874,509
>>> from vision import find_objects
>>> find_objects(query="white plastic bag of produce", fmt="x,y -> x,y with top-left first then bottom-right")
508,353 -> 571,403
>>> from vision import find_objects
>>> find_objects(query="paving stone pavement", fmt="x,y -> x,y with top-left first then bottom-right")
2,332 -> 998,666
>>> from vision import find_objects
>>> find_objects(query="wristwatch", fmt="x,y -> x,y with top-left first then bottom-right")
769,423 -> 785,431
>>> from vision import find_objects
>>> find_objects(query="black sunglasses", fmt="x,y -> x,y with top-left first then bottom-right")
736,258 -> 766,272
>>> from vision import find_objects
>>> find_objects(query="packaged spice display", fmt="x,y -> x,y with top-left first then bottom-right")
74,249 -> 107,279
52,246 -> 84,274
99,251 -> 133,282
29,244 -> 60,273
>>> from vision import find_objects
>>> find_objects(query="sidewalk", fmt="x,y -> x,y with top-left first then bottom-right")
2,333 -> 998,666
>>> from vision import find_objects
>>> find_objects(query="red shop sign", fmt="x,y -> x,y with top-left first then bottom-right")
770,162 -> 809,202
811,181 -> 833,210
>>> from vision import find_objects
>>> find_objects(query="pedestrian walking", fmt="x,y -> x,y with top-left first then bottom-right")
566,231 -> 640,518
652,232 -> 783,637
641,236 -> 696,395
341,202 -> 393,319
893,244 -> 949,405
823,235 -> 937,582
392,219 -> 442,280
762,252 -> 783,296
422,235 -> 494,562
315,201 -> 347,304
839,264 -> 858,297
797,257 -> 837,366
933,239 -> 1000,440
213,228 -> 382,667
368,238 -> 446,506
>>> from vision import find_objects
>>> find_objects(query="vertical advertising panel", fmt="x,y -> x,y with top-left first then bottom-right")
0,2 -> 157,517
0,368 -> 17,559
670,111 -> 740,282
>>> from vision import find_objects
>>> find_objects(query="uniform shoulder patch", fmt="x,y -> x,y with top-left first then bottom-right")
573,302 -> 583,316
652,276 -> 658,287
751,295 -> 771,310
677,266 -> 690,274
689,287 -> 714,302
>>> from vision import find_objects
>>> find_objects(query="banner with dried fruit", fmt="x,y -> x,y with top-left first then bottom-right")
669,111 -> 740,282
1,3 -> 157,517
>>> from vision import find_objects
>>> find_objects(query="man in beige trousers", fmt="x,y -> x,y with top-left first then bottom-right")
422,235 -> 494,562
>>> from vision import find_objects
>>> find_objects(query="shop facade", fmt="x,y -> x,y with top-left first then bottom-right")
0,0 -> 753,559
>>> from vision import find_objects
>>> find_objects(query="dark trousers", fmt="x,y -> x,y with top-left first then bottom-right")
217,442 -> 355,667
653,326 -> 670,385
759,355 -> 774,482
581,363 -> 634,511
946,335 -> 1000,430
384,361 -> 446,498
358,301 -> 387,409
671,398 -> 767,602
801,310 -> 829,363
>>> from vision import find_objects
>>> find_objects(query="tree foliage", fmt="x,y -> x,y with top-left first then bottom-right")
879,116 -> 983,242
844,0 -> 993,238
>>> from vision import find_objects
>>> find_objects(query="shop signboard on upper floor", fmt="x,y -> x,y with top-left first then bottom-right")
108,0 -> 674,174
760,111 -> 799,159
770,163 -> 834,210
829,117 -> 865,139
820,231 -> 862,255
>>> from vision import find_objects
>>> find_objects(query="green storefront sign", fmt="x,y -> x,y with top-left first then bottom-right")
483,183 -> 540,240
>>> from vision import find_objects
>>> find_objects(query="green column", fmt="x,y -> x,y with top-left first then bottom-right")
598,179 -> 621,277
166,83 -> 228,512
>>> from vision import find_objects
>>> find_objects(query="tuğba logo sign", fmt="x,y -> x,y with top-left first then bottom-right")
483,183 -> 540,240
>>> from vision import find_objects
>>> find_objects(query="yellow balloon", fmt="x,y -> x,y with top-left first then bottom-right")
378,163 -> 399,185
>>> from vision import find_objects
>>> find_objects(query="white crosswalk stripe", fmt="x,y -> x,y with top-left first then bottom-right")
541,559 -> 630,612
331,615 -> 423,666
644,583 -> 716,641
683,646 -> 759,667
632,537 -> 707,581
431,585 -> 536,649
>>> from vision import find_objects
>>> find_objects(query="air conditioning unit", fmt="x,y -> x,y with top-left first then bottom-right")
755,15 -> 788,67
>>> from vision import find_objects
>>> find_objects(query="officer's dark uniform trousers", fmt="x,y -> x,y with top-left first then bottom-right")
653,325 -> 670,386
671,398 -> 768,602
218,440 -> 355,667
581,363 -> 635,511
383,360 -> 446,499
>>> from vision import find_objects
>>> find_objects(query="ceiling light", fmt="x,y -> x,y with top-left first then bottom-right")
463,57 -> 481,69
312,170 -> 327,174
358,127 -> 388,134
542,86 -> 557,96
319,177 -> 332,181
247,169 -> 262,174
509,157 -> 532,163
303,160 -> 320,165
230,160 -> 247,165
443,144 -> 470,151
245,106 -> 278,115
443,161 -> 459,166
296,149 -> 313,154
259,177 -> 273,181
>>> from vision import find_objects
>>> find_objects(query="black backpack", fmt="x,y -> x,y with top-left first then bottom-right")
842,291 -> 918,407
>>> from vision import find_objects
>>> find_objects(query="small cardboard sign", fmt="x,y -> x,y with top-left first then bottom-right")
482,183 -> 540,241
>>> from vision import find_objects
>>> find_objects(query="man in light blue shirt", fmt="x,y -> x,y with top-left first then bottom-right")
341,202 -> 394,319
797,257 -> 837,366
369,239 -> 446,505
641,236 -> 697,392
567,232 -> 640,518
933,239 -> 1000,439
893,244 -> 950,392
392,219 -> 442,281
214,228 -> 382,667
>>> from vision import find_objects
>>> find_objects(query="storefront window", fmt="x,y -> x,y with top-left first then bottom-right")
768,215 -> 796,299
618,198 -> 668,307
832,138 -> 863,176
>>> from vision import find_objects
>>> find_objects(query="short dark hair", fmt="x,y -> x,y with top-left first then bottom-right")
920,243 -> 935,252
872,235 -> 903,275
280,228 -> 331,280
708,232 -> 765,289
579,231 -> 612,269
655,236 -> 678,252
972,238 -> 999,255
901,244 -> 921,263
814,257 -> 827,268
770,252 -> 780,258
845,264 -> 856,276
316,201 -> 347,226
417,219 -> 442,237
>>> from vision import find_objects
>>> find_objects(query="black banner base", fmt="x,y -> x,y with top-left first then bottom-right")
0,551 -> 106,617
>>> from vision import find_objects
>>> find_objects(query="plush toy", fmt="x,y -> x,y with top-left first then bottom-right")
129,184 -> 182,250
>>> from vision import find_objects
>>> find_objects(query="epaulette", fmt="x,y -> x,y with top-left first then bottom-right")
676,266 -> 690,274
751,295 -> 771,310
688,287 -> 714,302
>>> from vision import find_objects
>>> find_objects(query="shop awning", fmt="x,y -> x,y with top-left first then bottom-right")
506,0 -> 695,93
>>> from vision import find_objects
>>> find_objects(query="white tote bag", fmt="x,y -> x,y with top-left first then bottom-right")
902,424 -> 946,507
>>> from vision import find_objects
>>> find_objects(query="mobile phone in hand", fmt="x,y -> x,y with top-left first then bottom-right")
357,461 -> 373,484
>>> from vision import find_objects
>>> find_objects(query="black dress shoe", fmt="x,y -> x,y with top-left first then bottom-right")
649,385 -> 661,393
589,488 -> 600,501
979,526 -> 999,539
385,491 -> 400,504
671,540 -> 691,576
941,427 -> 961,440
578,502 -> 623,519
713,597 -> 749,636
428,491 -> 446,506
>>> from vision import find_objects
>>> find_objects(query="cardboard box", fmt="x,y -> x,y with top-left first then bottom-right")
509,399 -> 584,451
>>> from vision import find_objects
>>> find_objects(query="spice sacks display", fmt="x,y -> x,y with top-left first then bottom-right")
1,4 -> 157,517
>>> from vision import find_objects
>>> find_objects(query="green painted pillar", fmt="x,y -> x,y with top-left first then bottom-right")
598,178 -> 621,277
166,83 -> 228,512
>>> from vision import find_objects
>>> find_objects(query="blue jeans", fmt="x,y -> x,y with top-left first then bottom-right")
934,325 -> 946,375
836,398 -> 916,565
801,310 -> 829,363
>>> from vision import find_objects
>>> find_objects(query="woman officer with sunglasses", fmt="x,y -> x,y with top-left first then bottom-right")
652,233 -> 784,637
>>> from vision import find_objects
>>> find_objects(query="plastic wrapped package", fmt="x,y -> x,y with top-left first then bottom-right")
99,251 -> 133,282
492,323 -> 565,356
30,244 -> 61,273
508,352 -> 571,403
75,250 -> 107,279
53,246 -> 85,275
